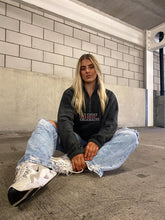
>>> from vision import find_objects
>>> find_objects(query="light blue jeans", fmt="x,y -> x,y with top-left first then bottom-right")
18,119 -> 139,177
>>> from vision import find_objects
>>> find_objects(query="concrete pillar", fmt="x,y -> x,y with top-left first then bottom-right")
146,23 -> 165,127
145,50 -> 154,126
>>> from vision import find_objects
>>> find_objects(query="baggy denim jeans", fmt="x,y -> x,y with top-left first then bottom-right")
17,119 -> 139,177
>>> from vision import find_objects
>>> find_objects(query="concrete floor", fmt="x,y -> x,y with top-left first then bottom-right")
0,127 -> 165,220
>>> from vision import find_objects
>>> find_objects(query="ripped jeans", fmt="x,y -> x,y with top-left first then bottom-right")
17,119 -> 139,177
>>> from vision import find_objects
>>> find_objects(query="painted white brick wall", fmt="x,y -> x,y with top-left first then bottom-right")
20,46 -> 43,61
55,44 -> 72,57
44,29 -> 64,44
105,39 -> 117,50
33,14 -> 53,30
0,1 -> 5,15
111,67 -> 122,77
98,46 -> 110,57
118,44 -> 129,54
0,28 -> 5,41
139,51 -> 144,59
64,56 -> 78,68
111,50 -> 122,60
104,75 -> 117,85
135,57 -> 143,66
135,72 -> 144,81
0,14 -> 19,31
105,57 -> 117,67
32,61 -> 53,75
118,77 -> 128,86
123,54 -> 134,63
73,48 -> 89,59
74,29 -> 89,41
20,22 -> 43,38
139,65 -> 144,74
129,63 -> 139,72
54,65 -> 72,78
123,70 -> 134,79
0,54 -> 4,67
55,22 -> 73,36
32,38 -> 53,52
7,5 -> 31,23
0,41 -> 19,56
93,54 -> 104,64
0,0 -> 145,88
117,60 -> 128,70
82,42 -> 97,53
6,30 -> 31,47
153,52 -> 165,92
64,36 -> 81,49
6,56 -> 31,71
100,64 -> 110,74
129,48 -> 140,57
44,52 -> 63,65
90,35 -> 104,46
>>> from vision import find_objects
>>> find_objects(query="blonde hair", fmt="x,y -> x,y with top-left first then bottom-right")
72,54 -> 108,116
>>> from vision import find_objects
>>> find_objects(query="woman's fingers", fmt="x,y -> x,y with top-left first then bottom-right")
71,154 -> 86,171
85,142 -> 99,161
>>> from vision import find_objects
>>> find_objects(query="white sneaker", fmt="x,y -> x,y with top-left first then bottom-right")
8,162 -> 57,206
51,154 -> 84,175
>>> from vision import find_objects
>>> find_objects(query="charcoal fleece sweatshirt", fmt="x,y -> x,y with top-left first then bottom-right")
57,86 -> 118,159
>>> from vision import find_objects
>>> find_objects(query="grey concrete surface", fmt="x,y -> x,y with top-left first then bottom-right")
0,127 -> 165,220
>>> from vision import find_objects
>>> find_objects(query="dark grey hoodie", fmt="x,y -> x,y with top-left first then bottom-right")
57,86 -> 118,159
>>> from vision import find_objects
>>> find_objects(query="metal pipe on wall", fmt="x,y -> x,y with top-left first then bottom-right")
159,32 -> 164,96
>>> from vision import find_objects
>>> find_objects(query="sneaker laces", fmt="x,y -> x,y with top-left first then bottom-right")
51,154 -> 84,175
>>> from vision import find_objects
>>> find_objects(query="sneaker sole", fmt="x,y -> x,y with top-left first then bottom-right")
8,171 -> 57,207
8,187 -> 41,207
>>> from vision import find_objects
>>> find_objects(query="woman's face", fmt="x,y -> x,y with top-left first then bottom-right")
80,59 -> 97,84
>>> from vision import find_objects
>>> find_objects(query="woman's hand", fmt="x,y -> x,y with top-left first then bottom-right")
84,142 -> 99,161
71,154 -> 87,172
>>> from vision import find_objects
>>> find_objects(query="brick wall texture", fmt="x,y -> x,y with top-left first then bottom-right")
0,0 -> 144,88
153,51 -> 165,92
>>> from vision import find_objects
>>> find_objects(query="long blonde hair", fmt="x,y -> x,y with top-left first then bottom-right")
72,54 -> 108,116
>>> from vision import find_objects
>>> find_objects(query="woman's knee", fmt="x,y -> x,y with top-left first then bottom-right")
124,129 -> 139,145
37,119 -> 57,131
116,128 -> 139,143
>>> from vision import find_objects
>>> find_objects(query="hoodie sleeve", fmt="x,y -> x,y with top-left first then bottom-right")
88,91 -> 118,148
57,88 -> 84,159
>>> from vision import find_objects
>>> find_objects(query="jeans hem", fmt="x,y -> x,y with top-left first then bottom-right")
85,161 -> 103,177
17,156 -> 57,172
